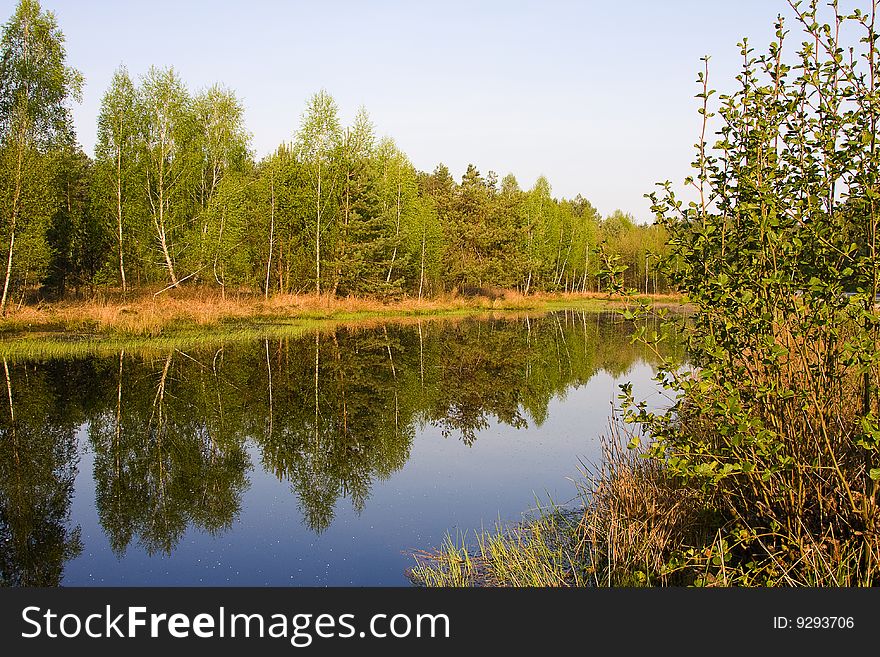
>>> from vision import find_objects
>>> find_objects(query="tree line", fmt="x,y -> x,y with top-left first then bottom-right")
0,0 -> 669,312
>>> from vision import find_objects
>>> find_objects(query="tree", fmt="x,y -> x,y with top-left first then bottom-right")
45,145 -> 102,296
332,106 -> 376,295
419,164 -> 455,291
410,195 -> 441,299
200,170 -> 254,295
95,66 -> 139,292
193,84 -> 250,209
139,66 -> 196,289
253,144 -> 309,296
523,176 -> 553,293
0,0 -> 81,312
295,90 -> 341,295
567,194 -> 601,292
189,84 -> 250,283
631,3 -> 880,584
376,137 -> 418,291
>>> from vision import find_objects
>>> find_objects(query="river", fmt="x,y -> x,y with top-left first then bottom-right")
0,310 -> 677,586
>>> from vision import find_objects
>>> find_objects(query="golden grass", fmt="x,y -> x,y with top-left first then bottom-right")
577,429 -> 712,586
0,287 -> 689,337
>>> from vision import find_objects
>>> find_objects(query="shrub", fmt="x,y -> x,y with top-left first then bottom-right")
629,0 -> 880,585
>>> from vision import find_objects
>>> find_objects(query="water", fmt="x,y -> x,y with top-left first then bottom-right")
0,311 -> 676,586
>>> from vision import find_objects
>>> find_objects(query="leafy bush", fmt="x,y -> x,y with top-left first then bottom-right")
628,0 -> 880,585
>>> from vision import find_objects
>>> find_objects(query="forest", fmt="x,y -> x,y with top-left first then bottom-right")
0,0 -> 667,313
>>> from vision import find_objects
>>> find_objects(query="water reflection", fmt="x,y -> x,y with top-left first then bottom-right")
0,361 -> 84,585
0,311 -> 677,585
89,351 -> 250,555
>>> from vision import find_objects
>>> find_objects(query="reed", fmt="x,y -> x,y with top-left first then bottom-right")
408,507 -> 589,587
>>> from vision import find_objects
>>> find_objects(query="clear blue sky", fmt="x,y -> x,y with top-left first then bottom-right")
4,1 -> 800,218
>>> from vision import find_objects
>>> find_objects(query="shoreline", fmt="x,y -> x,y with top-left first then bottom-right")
0,290 -> 689,341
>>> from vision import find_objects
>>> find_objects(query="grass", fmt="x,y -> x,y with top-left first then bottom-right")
0,288 -> 689,359
576,429 -> 713,587
408,506 -> 592,587
0,323 -> 312,361
407,425 -> 719,588
0,313 -> 495,361
411,413 -> 877,588
0,288 -> 688,337
407,423 -> 702,588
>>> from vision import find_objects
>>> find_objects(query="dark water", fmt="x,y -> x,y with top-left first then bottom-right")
0,311 -> 675,586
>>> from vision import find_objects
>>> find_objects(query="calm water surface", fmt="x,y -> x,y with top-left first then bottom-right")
0,311 -> 675,586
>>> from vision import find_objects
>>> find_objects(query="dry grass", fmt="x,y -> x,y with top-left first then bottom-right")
0,287 -> 688,337
410,418 -> 875,588
577,427 -> 713,586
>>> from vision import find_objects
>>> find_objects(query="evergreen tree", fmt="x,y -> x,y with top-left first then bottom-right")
45,145 -> 102,296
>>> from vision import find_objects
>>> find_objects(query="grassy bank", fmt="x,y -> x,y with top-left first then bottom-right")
407,430 -> 683,588
411,416 -> 873,588
0,289 -> 687,339
404,431 -> 738,588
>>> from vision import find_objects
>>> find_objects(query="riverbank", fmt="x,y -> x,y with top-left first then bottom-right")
406,430 -> 713,588
410,394 -> 872,588
407,432 -> 669,588
0,289 -> 688,339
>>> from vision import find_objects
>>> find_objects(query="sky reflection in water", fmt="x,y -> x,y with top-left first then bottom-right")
0,311 -> 678,586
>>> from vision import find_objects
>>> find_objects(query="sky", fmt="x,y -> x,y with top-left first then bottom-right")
0,0 -> 810,219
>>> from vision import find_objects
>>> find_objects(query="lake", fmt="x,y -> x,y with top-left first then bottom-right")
0,310 -> 676,586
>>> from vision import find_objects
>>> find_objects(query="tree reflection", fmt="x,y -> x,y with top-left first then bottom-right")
0,361 -> 83,586
252,329 -> 415,532
0,311 -> 676,581
88,349 -> 250,555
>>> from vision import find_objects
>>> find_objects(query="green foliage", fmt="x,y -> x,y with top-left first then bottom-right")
0,0 -> 81,146
45,145 -> 104,295
296,89 -> 342,295
139,66 -> 199,286
0,2 -> 674,303
187,84 -> 251,285
93,66 -> 142,291
0,138 -> 53,295
0,0 -> 80,310
628,0 -> 880,585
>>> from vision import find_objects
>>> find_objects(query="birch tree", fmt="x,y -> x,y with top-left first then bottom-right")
295,90 -> 341,295
191,84 -> 250,281
193,84 -> 250,210
95,66 -> 138,292
0,0 -> 81,312
139,67 -> 195,289
376,137 -> 419,289
332,106 -> 375,295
